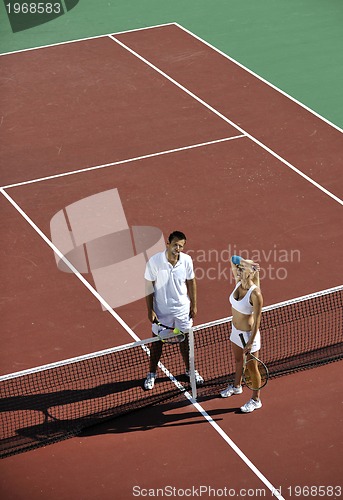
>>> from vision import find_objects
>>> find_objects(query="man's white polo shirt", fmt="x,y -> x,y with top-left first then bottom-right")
144,251 -> 195,317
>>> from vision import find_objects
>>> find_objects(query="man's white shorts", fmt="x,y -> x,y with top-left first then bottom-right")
152,312 -> 192,335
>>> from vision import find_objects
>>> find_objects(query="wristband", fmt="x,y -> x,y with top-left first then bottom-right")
231,255 -> 241,265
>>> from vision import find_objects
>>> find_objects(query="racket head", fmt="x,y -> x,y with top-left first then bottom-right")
243,357 -> 269,390
156,323 -> 186,344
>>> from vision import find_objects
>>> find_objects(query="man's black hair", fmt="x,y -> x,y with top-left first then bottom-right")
168,231 -> 187,243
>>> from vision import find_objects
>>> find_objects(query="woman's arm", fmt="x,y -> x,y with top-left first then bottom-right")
230,255 -> 260,283
245,288 -> 263,352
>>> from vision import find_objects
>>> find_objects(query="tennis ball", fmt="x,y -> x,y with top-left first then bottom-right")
173,328 -> 180,334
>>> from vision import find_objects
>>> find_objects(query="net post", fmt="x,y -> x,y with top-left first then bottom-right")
188,327 -> 197,400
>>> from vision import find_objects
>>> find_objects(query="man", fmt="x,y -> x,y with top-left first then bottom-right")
144,230 -> 203,389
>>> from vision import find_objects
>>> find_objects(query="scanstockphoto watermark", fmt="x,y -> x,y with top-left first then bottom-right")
187,244 -> 301,282
132,484 -> 342,498
132,485 -> 269,497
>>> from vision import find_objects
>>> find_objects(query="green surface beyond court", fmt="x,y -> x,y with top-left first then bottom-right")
0,0 -> 342,129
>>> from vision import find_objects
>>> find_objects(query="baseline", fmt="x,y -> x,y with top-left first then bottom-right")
0,22 -> 176,57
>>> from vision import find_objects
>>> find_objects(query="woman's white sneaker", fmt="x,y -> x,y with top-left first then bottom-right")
220,384 -> 243,398
240,398 -> 262,413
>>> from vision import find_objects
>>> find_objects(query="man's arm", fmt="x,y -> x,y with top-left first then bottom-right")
186,278 -> 197,319
145,280 -> 156,323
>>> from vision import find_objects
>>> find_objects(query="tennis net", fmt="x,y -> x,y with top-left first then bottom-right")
193,285 -> 343,398
0,334 -> 196,458
1,285 -> 342,458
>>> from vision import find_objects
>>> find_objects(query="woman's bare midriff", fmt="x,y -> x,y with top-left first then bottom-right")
232,309 -> 254,331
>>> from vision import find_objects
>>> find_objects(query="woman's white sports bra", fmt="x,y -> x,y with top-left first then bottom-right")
229,281 -> 257,315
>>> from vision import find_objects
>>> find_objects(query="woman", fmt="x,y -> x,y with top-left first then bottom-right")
220,255 -> 263,413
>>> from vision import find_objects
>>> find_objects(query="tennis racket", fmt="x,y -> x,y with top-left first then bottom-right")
153,320 -> 186,344
239,333 -> 269,390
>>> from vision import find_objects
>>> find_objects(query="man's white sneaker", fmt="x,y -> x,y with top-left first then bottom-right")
220,384 -> 243,398
144,372 -> 156,390
185,369 -> 204,384
240,398 -> 262,413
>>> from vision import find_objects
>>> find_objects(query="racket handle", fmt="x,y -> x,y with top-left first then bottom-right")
239,333 -> 247,348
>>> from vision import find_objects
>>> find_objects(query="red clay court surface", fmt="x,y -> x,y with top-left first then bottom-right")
1,23 -> 342,499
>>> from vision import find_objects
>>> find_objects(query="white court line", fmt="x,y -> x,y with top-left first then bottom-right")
0,187 -> 285,499
190,398 -> 284,500
2,20 -> 341,136
1,135 -> 244,190
0,22 -> 176,57
110,35 -> 343,207
0,25 -> 334,495
0,188 -> 141,343
0,130 -> 279,495
175,23 -> 343,135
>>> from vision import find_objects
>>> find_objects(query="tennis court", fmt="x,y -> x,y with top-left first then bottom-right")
1,22 -> 342,500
